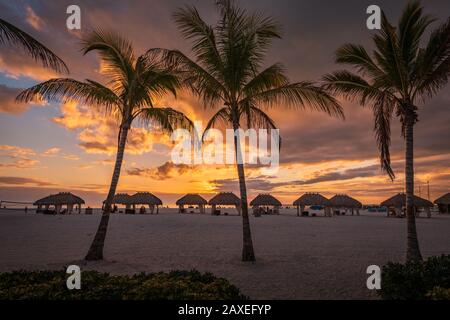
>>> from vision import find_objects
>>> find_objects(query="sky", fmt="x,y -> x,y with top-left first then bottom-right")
0,0 -> 449,206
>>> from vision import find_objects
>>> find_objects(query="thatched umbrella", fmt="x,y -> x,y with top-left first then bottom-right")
329,194 -> 362,216
208,192 -> 241,215
250,194 -> 282,215
129,192 -> 163,214
176,194 -> 207,214
293,193 -> 332,217
434,193 -> 450,214
381,193 -> 433,218
102,193 -> 133,213
34,192 -> 85,214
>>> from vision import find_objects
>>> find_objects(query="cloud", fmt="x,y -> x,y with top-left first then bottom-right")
53,102 -> 173,155
127,161 -> 192,180
0,52 -> 58,81
42,147 -> 61,156
0,158 -> 39,169
25,6 -> 46,31
0,145 -> 36,157
0,176 -> 54,187
0,84 -> 46,114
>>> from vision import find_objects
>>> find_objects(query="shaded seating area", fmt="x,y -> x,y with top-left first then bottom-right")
381,193 -> 433,218
329,194 -> 362,216
129,192 -> 162,214
434,193 -> 450,214
176,194 -> 207,214
250,194 -> 282,216
102,193 -> 132,213
293,193 -> 332,217
208,192 -> 241,216
34,192 -> 85,214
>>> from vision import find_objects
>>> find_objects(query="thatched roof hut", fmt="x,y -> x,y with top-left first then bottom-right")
434,193 -> 450,205
294,193 -> 330,206
250,194 -> 282,216
126,192 -> 162,214
250,194 -> 282,207
103,193 -> 132,205
329,194 -> 362,208
129,192 -> 162,205
381,193 -> 433,208
208,192 -> 241,215
209,192 -> 241,206
34,192 -> 85,214
176,194 -> 207,214
34,192 -> 85,206
293,193 -> 331,217
434,193 -> 450,214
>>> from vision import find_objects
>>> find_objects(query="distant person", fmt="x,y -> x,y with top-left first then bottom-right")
24,206 -> 28,213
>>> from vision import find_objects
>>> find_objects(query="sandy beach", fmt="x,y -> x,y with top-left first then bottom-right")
1,208 -> 449,299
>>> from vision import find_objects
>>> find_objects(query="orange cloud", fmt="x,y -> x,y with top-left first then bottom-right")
25,6 -> 46,31
53,102 -> 173,155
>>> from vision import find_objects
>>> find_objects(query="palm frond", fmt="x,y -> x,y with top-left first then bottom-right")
16,78 -> 121,115
82,30 -> 135,92
398,0 -> 435,75
413,18 -> 450,99
0,18 -> 68,73
138,107 -> 195,135
372,92 -> 396,180
245,81 -> 344,119
173,5 -> 224,80
148,48 -> 226,106
373,13 -> 408,96
243,63 -> 288,98
201,107 -> 231,141
335,43 -> 387,81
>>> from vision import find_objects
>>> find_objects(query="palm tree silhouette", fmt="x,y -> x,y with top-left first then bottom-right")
154,0 -> 343,261
17,30 -> 194,260
0,18 -> 67,73
323,1 -> 450,261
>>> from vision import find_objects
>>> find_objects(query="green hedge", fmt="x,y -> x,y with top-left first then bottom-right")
0,270 -> 247,300
379,255 -> 450,300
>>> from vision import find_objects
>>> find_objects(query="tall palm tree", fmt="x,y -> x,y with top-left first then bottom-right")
323,1 -> 450,262
0,18 -> 68,73
154,0 -> 343,261
17,30 -> 194,260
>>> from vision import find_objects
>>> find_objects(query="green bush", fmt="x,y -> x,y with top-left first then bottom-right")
379,255 -> 450,300
427,287 -> 450,300
0,269 -> 247,300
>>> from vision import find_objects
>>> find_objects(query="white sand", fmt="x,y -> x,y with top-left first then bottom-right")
0,208 -> 449,299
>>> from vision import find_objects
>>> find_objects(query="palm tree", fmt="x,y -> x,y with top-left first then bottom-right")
17,30 -> 194,260
0,18 -> 68,72
154,0 -> 343,261
323,1 -> 450,262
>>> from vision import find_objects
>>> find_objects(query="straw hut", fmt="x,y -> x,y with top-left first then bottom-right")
176,194 -> 207,214
250,194 -> 282,215
34,192 -> 85,214
329,194 -> 362,216
381,193 -> 433,218
129,192 -> 162,214
434,193 -> 450,214
293,193 -> 332,217
208,192 -> 241,215
103,193 -> 132,211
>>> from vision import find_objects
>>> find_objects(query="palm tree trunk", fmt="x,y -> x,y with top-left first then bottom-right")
85,124 -> 129,261
405,112 -> 422,262
232,121 -> 256,262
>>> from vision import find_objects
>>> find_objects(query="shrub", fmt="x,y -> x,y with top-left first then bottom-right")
379,255 -> 450,300
427,287 -> 450,300
0,269 -> 247,300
